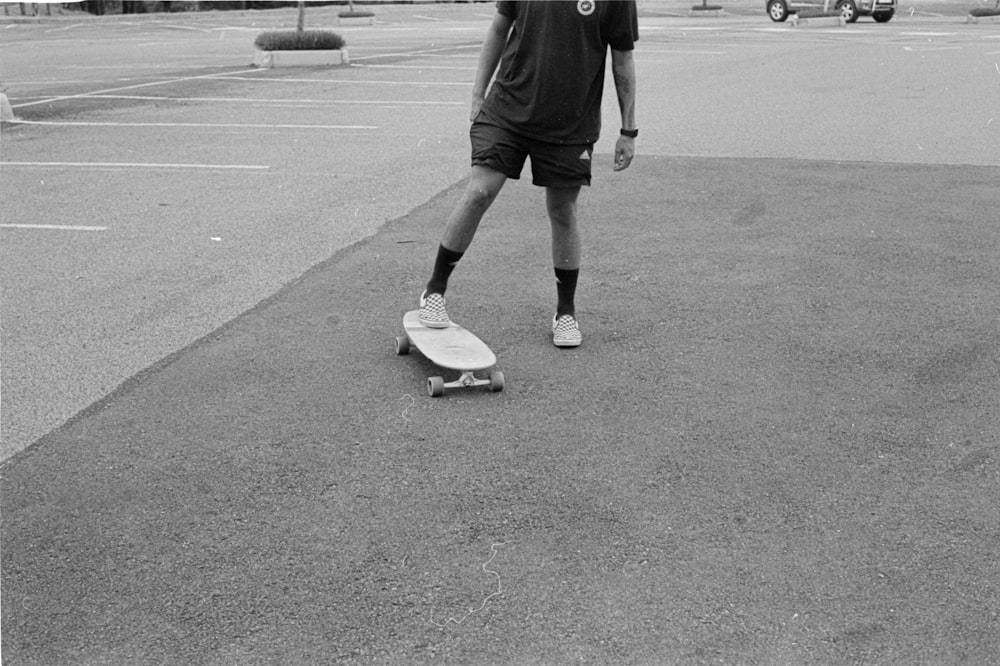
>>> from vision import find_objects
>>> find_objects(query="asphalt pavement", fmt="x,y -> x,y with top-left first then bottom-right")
4,152 -> 999,664
2,4 -> 999,665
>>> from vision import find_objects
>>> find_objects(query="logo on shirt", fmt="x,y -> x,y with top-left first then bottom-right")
577,0 -> 595,16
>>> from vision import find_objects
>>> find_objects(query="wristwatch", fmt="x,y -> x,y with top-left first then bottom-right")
620,128 -> 638,138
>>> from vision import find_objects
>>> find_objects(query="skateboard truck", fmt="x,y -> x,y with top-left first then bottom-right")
427,369 -> 504,398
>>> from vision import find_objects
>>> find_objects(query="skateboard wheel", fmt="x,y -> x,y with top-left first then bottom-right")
395,335 -> 410,355
489,370 -> 505,393
427,376 -> 445,397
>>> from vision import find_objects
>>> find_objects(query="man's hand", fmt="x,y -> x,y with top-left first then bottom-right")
470,94 -> 484,123
614,136 -> 635,171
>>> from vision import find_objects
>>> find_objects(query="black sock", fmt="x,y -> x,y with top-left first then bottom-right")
426,245 -> 464,296
554,267 -> 579,318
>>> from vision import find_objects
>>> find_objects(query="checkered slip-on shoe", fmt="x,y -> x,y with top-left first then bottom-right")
552,314 -> 582,348
419,290 -> 451,328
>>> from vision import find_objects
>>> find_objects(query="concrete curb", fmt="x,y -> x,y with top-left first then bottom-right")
967,12 -> 1000,23
689,6 -> 725,17
252,48 -> 350,68
790,14 -> 846,26
1,92 -> 17,122
337,14 -> 376,26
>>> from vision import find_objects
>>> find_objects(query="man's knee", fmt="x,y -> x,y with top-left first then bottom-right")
547,190 -> 579,227
549,209 -> 576,230
464,184 -> 498,212
464,170 -> 505,212
465,178 -> 503,212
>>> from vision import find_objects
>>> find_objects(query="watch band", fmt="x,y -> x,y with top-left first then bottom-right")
620,128 -> 638,138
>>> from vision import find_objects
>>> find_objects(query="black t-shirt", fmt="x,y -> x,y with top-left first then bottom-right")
481,0 -> 638,144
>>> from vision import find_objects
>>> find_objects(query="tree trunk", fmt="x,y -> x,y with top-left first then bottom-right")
297,0 -> 305,32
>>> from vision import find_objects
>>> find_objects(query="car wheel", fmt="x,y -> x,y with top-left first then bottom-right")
767,0 -> 789,21
837,0 -> 859,22
873,9 -> 894,22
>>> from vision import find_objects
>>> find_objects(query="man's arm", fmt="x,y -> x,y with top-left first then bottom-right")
611,47 -> 637,171
470,13 -> 514,121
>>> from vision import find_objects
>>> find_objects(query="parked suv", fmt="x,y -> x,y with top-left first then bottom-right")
766,0 -> 897,22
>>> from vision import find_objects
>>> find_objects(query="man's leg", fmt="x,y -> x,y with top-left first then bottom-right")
440,165 -> 508,256
420,165 -> 507,327
547,186 -> 584,347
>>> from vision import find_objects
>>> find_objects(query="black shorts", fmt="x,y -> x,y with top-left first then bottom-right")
470,120 -> 593,188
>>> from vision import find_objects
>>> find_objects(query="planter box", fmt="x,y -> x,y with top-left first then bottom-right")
967,10 -> 1000,23
253,48 -> 350,68
338,14 -> 376,26
790,13 -> 845,27
690,5 -> 725,16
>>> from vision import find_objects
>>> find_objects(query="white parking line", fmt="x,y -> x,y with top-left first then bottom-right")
4,80 -> 145,88
11,68 -> 264,110
158,23 -> 213,33
4,161 -> 270,170
9,120 -> 377,130
213,76 -> 468,87
44,23 -> 89,33
903,46 -> 962,52
0,224 -> 108,231
52,61 -> 240,70
638,49 -> 728,55
77,94 -> 464,107
358,64 -> 477,71
349,45 -> 481,62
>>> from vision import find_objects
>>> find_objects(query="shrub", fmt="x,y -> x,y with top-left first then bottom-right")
254,30 -> 345,52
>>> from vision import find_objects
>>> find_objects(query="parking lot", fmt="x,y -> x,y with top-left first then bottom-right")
3,2 -> 997,460
1,3 -> 492,458
2,3 -> 999,663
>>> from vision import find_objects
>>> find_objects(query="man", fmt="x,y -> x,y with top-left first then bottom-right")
419,0 -> 638,348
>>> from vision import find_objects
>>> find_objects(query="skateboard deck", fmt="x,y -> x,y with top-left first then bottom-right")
396,310 -> 504,396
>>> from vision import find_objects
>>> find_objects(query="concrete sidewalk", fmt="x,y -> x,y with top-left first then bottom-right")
3,155 -> 998,664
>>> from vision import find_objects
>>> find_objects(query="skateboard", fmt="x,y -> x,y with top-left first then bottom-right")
395,310 -> 504,397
